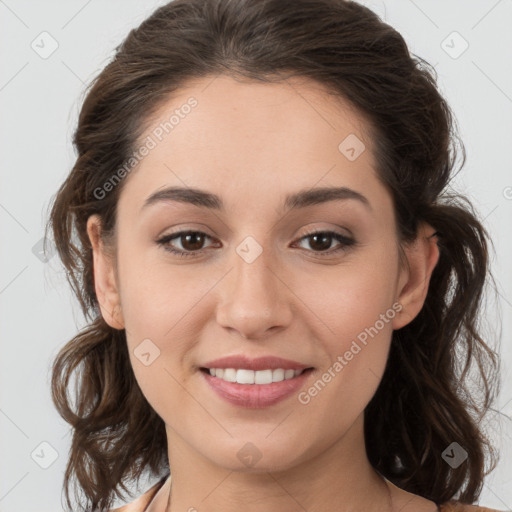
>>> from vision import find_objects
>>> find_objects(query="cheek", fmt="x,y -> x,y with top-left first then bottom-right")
120,262 -> 198,417
117,243 -> 193,339
291,247 -> 399,407
117,248 -> 215,408
296,245 -> 399,345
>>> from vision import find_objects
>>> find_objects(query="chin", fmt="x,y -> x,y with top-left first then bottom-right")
201,435 -> 310,474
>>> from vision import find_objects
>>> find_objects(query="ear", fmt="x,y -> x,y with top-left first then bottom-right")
86,214 -> 125,330
392,222 -> 440,330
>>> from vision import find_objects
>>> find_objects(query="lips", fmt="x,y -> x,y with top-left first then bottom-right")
200,354 -> 314,408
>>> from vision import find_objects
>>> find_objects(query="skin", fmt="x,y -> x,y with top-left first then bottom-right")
87,74 -> 440,512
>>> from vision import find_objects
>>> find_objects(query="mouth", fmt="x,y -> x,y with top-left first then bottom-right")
198,354 -> 315,408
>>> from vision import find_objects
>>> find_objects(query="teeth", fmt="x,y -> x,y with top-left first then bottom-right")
237,369 -> 255,384
284,369 -> 295,380
222,368 -> 237,382
272,368 -> 285,382
207,368 -> 304,384
255,369 -> 272,384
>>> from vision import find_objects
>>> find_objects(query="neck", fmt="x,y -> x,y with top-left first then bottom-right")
162,414 -> 393,512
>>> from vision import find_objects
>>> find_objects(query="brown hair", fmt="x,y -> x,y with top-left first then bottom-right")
46,0 -> 502,510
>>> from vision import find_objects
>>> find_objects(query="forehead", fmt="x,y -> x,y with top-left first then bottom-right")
117,74 -> 388,218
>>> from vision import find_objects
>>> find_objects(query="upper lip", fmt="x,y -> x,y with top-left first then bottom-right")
202,355 -> 311,371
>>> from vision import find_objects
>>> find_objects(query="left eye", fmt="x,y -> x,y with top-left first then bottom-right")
294,230 -> 355,254
156,229 -> 356,258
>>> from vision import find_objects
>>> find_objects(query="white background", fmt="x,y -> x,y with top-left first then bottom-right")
0,1 -> 511,510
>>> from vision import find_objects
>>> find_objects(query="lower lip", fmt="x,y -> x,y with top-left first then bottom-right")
201,369 -> 313,408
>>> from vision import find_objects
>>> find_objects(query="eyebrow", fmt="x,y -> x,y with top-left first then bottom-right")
141,185 -> 372,212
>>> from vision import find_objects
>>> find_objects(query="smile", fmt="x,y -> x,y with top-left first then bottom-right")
200,367 -> 314,408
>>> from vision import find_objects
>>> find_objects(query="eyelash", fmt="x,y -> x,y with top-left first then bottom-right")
155,229 -> 356,258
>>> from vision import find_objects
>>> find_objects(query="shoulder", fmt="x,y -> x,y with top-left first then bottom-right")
109,476 -> 169,512
386,480 -> 506,512
439,500 -> 507,512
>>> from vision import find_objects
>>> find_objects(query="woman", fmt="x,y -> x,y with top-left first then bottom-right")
46,0 -> 505,511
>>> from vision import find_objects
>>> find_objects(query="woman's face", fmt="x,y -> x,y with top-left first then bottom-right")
88,74 -> 437,473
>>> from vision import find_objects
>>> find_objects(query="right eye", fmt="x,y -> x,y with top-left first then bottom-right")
156,230 -> 219,258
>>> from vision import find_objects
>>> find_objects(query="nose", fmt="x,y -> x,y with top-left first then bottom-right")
215,243 -> 293,341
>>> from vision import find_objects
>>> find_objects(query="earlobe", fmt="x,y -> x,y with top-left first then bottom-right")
392,222 -> 440,330
86,215 -> 125,330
